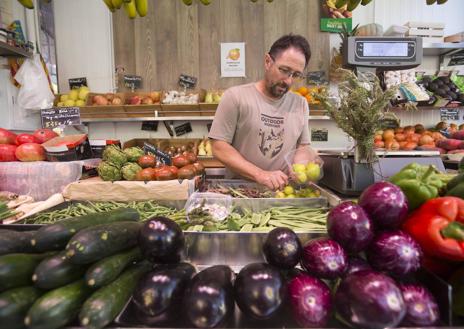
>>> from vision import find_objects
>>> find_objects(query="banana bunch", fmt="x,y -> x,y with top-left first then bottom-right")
426,0 -> 448,4
331,0 -> 372,11
16,0 -> 34,9
102,0 -> 148,18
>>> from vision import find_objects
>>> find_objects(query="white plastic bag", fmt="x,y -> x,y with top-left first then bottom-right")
15,54 -> 54,111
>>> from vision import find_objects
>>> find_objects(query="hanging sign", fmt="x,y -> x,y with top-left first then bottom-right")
311,128 -> 328,142
178,74 -> 197,89
221,42 -> 245,77
40,107 -> 81,129
124,75 -> 142,90
68,77 -> 87,89
174,122 -> 193,136
440,108 -> 459,121
320,1 -> 352,33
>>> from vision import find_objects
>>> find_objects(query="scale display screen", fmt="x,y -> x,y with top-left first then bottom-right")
346,36 -> 422,69
362,42 -> 409,57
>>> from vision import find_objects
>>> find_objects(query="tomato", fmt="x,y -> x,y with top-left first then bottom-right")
0,144 -> 18,161
168,165 -> 178,177
155,167 -> 176,181
135,168 -> 155,181
172,155 -> 189,168
15,143 -> 46,162
138,155 -> 156,168
16,133 -> 40,145
33,129 -> 58,144
0,128 -> 17,145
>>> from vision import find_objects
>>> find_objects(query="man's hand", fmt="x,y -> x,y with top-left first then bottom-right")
255,170 -> 288,191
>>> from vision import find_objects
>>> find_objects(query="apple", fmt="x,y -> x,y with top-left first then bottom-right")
112,97 -> 122,105
75,100 -> 86,106
0,144 -> 17,161
275,191 -> 286,198
16,134 -> 40,145
78,86 -> 90,100
64,99 -> 75,107
141,97 -> 154,105
0,128 -> 17,145
305,162 -> 321,181
295,171 -> 308,184
15,143 -> 45,162
292,163 -> 306,173
69,89 -> 79,101
60,94 -> 69,102
129,96 -> 141,105
283,185 -> 294,195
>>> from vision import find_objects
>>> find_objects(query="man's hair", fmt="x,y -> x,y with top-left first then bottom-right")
268,34 -> 311,67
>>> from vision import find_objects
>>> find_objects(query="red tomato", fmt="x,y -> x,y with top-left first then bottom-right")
0,128 -> 17,145
33,129 -> 58,144
138,155 -> 156,168
135,168 -> 156,181
15,143 -> 46,162
16,134 -> 40,145
0,144 -> 18,161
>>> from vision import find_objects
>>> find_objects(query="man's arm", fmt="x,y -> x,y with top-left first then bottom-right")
211,139 -> 288,191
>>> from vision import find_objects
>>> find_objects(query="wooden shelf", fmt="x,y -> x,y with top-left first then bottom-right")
0,40 -> 32,57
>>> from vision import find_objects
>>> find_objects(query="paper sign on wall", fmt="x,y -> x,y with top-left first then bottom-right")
221,42 -> 245,77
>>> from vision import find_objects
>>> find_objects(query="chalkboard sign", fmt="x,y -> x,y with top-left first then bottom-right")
379,118 -> 400,129
40,107 -> 81,129
141,121 -> 159,132
174,122 -> 193,136
440,108 -> 459,121
178,74 -> 197,89
163,121 -> 174,137
124,75 -> 142,90
68,77 -> 87,89
143,142 -> 171,165
311,128 -> 328,142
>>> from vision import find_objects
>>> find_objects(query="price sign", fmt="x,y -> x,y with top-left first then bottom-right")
40,107 -> 81,129
124,75 -> 142,90
379,118 -> 400,130
440,108 -> 459,121
174,122 -> 193,136
68,77 -> 87,89
311,128 -> 328,142
141,121 -> 158,132
143,142 -> 171,165
178,74 -> 197,89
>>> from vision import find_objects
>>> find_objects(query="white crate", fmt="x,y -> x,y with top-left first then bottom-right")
405,21 -> 445,43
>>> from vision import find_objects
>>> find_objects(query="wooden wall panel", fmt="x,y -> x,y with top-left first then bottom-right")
113,0 -> 330,91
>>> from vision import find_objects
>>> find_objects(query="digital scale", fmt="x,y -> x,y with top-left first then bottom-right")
320,36 -> 444,196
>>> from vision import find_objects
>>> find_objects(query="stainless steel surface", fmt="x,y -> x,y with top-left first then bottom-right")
423,41 -> 464,56
205,167 -> 226,178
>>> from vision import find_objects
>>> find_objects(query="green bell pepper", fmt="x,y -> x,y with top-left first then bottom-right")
389,163 -> 444,210
446,172 -> 464,199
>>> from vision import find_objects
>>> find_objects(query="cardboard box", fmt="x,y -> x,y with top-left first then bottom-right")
42,134 -> 93,162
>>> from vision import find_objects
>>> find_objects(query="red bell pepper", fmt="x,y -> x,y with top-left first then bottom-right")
403,197 -> 464,262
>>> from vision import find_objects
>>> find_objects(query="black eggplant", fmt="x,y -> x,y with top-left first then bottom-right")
183,265 -> 235,328
234,262 -> 286,320
138,216 -> 184,263
133,262 -> 196,317
262,227 -> 302,269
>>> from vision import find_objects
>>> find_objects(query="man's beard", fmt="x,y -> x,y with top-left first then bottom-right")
269,82 -> 289,98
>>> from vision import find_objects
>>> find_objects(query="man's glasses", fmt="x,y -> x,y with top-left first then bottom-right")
269,54 -> 305,81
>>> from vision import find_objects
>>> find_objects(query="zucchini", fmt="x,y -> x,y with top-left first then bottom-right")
0,230 -> 36,255
85,247 -> 142,288
79,263 -> 150,329
0,286 -> 43,329
25,279 -> 93,329
31,208 -> 139,252
32,251 -> 87,290
0,253 -> 52,292
66,221 -> 141,265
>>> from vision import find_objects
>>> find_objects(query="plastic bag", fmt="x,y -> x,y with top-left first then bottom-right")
15,54 -> 54,111
185,192 -> 232,223
284,146 -> 324,184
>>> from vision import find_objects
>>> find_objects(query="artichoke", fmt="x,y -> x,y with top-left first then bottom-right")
102,145 -> 127,168
123,147 -> 145,162
121,162 -> 142,181
97,161 -> 122,181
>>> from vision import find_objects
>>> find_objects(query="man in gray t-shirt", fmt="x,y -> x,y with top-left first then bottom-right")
208,34 -> 315,190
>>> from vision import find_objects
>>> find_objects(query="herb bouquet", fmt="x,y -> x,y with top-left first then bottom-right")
315,69 -> 398,163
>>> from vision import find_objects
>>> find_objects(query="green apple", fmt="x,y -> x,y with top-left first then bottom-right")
78,87 -> 90,100
75,99 -> 86,106
296,171 -> 308,184
60,94 -> 69,102
292,163 -> 306,173
283,185 -> 295,195
64,99 -> 75,107
275,191 -> 286,198
286,194 -> 296,198
305,162 -> 321,181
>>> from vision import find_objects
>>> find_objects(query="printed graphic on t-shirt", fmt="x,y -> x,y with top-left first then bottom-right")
258,114 -> 284,158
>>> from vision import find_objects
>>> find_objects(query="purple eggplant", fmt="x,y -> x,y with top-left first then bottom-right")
344,256 -> 372,277
262,227 -> 302,269
400,283 -> 440,327
183,265 -> 235,328
301,238 -> 347,280
367,230 -> 422,277
335,270 -> 406,329
287,272 -> 332,328
132,262 -> 196,317
138,216 -> 184,263
358,181 -> 409,230
327,201 -> 374,253
234,263 -> 286,320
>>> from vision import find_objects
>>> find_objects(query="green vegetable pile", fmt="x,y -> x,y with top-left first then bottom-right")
21,201 -> 327,233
